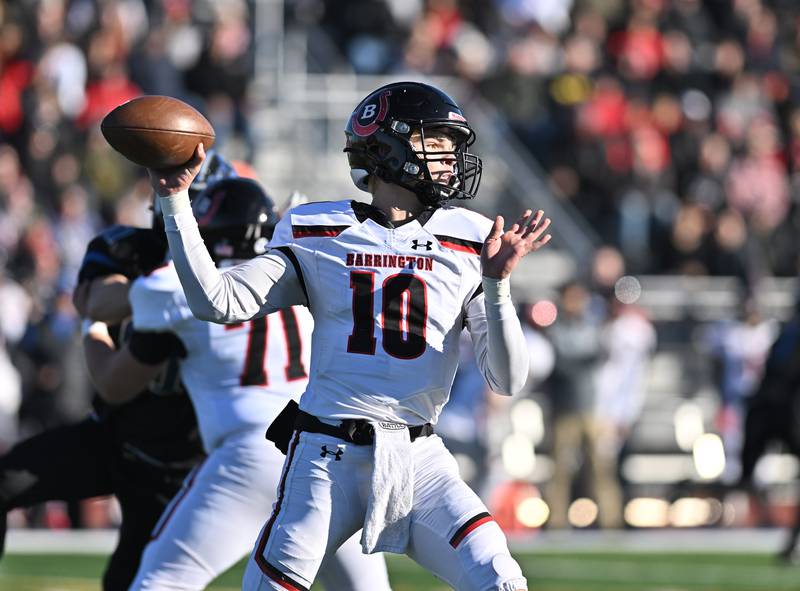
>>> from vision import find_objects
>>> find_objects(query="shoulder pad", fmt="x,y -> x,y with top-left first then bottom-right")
284,200 -> 356,239
427,207 -> 493,255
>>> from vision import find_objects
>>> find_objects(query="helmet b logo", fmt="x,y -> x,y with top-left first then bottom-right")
351,90 -> 391,137
361,104 -> 377,120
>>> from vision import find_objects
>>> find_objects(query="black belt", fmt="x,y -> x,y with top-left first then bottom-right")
295,410 -> 433,446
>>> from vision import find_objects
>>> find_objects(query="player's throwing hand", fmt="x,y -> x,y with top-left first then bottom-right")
148,143 -> 207,197
481,209 -> 552,279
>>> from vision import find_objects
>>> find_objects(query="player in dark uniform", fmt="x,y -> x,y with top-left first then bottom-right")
0,225 -> 204,591
739,299 -> 800,563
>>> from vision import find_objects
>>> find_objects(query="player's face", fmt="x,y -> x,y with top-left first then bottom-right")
410,130 -> 457,184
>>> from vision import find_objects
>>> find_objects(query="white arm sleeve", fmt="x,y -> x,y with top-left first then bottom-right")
159,191 -> 306,323
464,277 -> 530,396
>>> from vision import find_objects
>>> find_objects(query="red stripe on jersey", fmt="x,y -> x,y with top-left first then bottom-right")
291,225 -> 350,239
434,235 -> 483,255
439,240 -> 480,255
150,458 -> 206,540
261,562 -> 307,591
449,512 -> 493,548
254,433 -> 308,590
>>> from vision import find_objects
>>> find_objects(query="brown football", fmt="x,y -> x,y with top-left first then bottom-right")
101,96 -> 215,169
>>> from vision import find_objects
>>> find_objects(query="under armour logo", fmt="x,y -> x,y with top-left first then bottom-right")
411,240 -> 433,251
320,445 -> 343,461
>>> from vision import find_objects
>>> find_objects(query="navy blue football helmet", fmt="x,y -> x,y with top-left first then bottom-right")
344,82 -> 482,207
191,177 -> 279,261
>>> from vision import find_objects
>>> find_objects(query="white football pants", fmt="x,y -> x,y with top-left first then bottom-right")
241,431 -> 527,591
129,428 -> 390,590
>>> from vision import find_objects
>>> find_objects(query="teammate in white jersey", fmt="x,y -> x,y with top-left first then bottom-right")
79,176 -> 390,590
150,82 -> 551,591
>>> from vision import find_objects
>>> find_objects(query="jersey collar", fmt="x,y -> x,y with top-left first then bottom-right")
351,200 -> 436,229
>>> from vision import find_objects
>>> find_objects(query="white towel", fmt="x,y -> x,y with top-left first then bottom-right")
360,421 -> 414,554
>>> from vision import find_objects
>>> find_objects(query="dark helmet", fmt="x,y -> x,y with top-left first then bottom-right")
188,148 -> 238,197
191,177 -> 279,262
344,81 -> 482,207
151,149 -> 238,234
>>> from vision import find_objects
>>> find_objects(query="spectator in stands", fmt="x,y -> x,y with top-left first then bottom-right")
52,185 -> 100,292
588,245 -> 625,318
76,28 -> 141,131
662,203 -> 712,275
725,117 -> 788,233
185,2 -> 255,160
0,16 -> 33,146
0,145 -> 34,256
589,245 -> 656,492
594,299 -> 656,502
544,280 -> 622,529
686,133 -> 731,211
708,208 -> 751,280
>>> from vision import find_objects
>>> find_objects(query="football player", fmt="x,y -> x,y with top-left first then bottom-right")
80,177 -> 390,590
151,82 -> 550,591
0,226 -> 204,591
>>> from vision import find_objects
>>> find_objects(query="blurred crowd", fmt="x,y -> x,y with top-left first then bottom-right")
0,0 -> 799,535
302,0 -> 800,282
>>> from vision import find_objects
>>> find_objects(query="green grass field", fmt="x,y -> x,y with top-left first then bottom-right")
2,551 -> 800,591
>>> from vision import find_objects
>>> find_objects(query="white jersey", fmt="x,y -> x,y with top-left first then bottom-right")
162,196 -> 530,427
129,263 -> 312,451
269,201 -> 492,424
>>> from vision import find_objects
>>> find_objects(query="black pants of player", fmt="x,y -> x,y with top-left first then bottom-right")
0,417 -> 192,591
740,396 -> 800,557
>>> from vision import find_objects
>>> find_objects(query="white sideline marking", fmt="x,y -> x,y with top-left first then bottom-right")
509,528 -> 786,553
525,557 -> 799,589
6,529 -> 119,554
5,527 -> 787,554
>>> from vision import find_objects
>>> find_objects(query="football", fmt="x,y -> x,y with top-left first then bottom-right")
101,96 -> 215,169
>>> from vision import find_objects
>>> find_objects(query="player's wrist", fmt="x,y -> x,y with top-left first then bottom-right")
81,318 -> 110,339
159,190 -> 192,216
482,276 -> 511,302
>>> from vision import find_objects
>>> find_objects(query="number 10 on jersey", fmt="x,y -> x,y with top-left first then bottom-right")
346,270 -> 428,359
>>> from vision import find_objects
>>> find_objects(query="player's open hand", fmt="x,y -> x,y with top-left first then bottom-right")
481,209 -> 551,279
147,143 -> 206,198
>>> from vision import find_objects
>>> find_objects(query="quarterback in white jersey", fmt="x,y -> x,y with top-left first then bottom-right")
265,199 -> 508,424
151,82 -> 551,591
80,177 -> 390,591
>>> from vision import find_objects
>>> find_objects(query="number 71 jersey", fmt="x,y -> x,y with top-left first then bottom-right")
269,200 -> 493,425
130,263 -> 312,451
